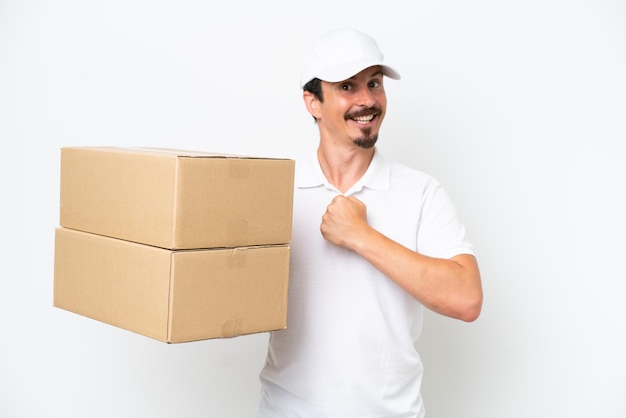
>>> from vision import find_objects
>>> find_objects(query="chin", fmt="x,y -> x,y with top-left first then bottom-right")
353,134 -> 378,149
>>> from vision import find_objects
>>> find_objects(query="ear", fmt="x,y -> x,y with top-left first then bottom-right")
303,91 -> 321,120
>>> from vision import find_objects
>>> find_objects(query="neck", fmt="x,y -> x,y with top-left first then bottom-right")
317,144 -> 375,193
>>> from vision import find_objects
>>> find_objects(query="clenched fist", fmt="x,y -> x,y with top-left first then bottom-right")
320,195 -> 371,250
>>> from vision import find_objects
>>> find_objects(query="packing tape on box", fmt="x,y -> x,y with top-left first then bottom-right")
228,218 -> 250,241
221,317 -> 242,337
226,248 -> 248,268
227,159 -> 250,179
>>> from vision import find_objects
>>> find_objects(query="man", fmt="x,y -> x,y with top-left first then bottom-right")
257,28 -> 483,417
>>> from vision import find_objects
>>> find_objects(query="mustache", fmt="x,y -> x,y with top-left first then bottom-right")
344,106 -> 382,120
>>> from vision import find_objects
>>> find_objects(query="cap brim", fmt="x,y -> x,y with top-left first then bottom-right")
301,61 -> 401,88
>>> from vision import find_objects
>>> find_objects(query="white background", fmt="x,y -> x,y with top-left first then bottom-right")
1,1 -> 625,417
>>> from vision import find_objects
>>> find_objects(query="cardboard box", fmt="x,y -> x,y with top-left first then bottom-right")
53,227 -> 290,343
59,146 -> 294,249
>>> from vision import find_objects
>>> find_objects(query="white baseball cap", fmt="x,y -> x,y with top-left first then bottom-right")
299,28 -> 401,88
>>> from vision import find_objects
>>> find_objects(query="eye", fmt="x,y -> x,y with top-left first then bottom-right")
369,80 -> 381,88
341,83 -> 353,91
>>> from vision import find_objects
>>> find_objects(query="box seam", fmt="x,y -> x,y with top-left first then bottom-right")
167,251 -> 174,343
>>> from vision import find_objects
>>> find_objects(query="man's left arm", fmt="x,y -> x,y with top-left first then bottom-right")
320,195 -> 483,322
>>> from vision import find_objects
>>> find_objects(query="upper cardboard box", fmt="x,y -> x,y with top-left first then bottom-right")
59,146 -> 295,249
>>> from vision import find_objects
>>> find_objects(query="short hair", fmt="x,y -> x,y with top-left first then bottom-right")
302,78 -> 323,122
303,77 -> 323,102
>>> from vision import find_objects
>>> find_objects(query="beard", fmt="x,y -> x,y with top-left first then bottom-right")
346,106 -> 381,149
352,128 -> 378,149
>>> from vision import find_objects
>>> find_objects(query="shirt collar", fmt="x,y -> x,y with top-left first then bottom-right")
296,148 -> 391,194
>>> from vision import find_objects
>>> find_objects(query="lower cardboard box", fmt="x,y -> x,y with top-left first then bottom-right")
53,227 -> 289,343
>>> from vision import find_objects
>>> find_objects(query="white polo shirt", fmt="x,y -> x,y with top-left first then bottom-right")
257,149 -> 474,418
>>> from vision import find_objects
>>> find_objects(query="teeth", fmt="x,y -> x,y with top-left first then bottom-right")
354,115 -> 374,123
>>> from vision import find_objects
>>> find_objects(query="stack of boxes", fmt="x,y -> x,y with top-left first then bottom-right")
53,146 -> 295,343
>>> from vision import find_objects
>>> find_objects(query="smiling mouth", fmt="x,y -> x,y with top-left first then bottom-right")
346,108 -> 381,124
353,114 -> 375,124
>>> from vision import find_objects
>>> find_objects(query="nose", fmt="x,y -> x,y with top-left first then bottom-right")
356,87 -> 376,107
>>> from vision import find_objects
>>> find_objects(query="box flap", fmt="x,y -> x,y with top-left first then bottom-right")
167,245 -> 290,343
